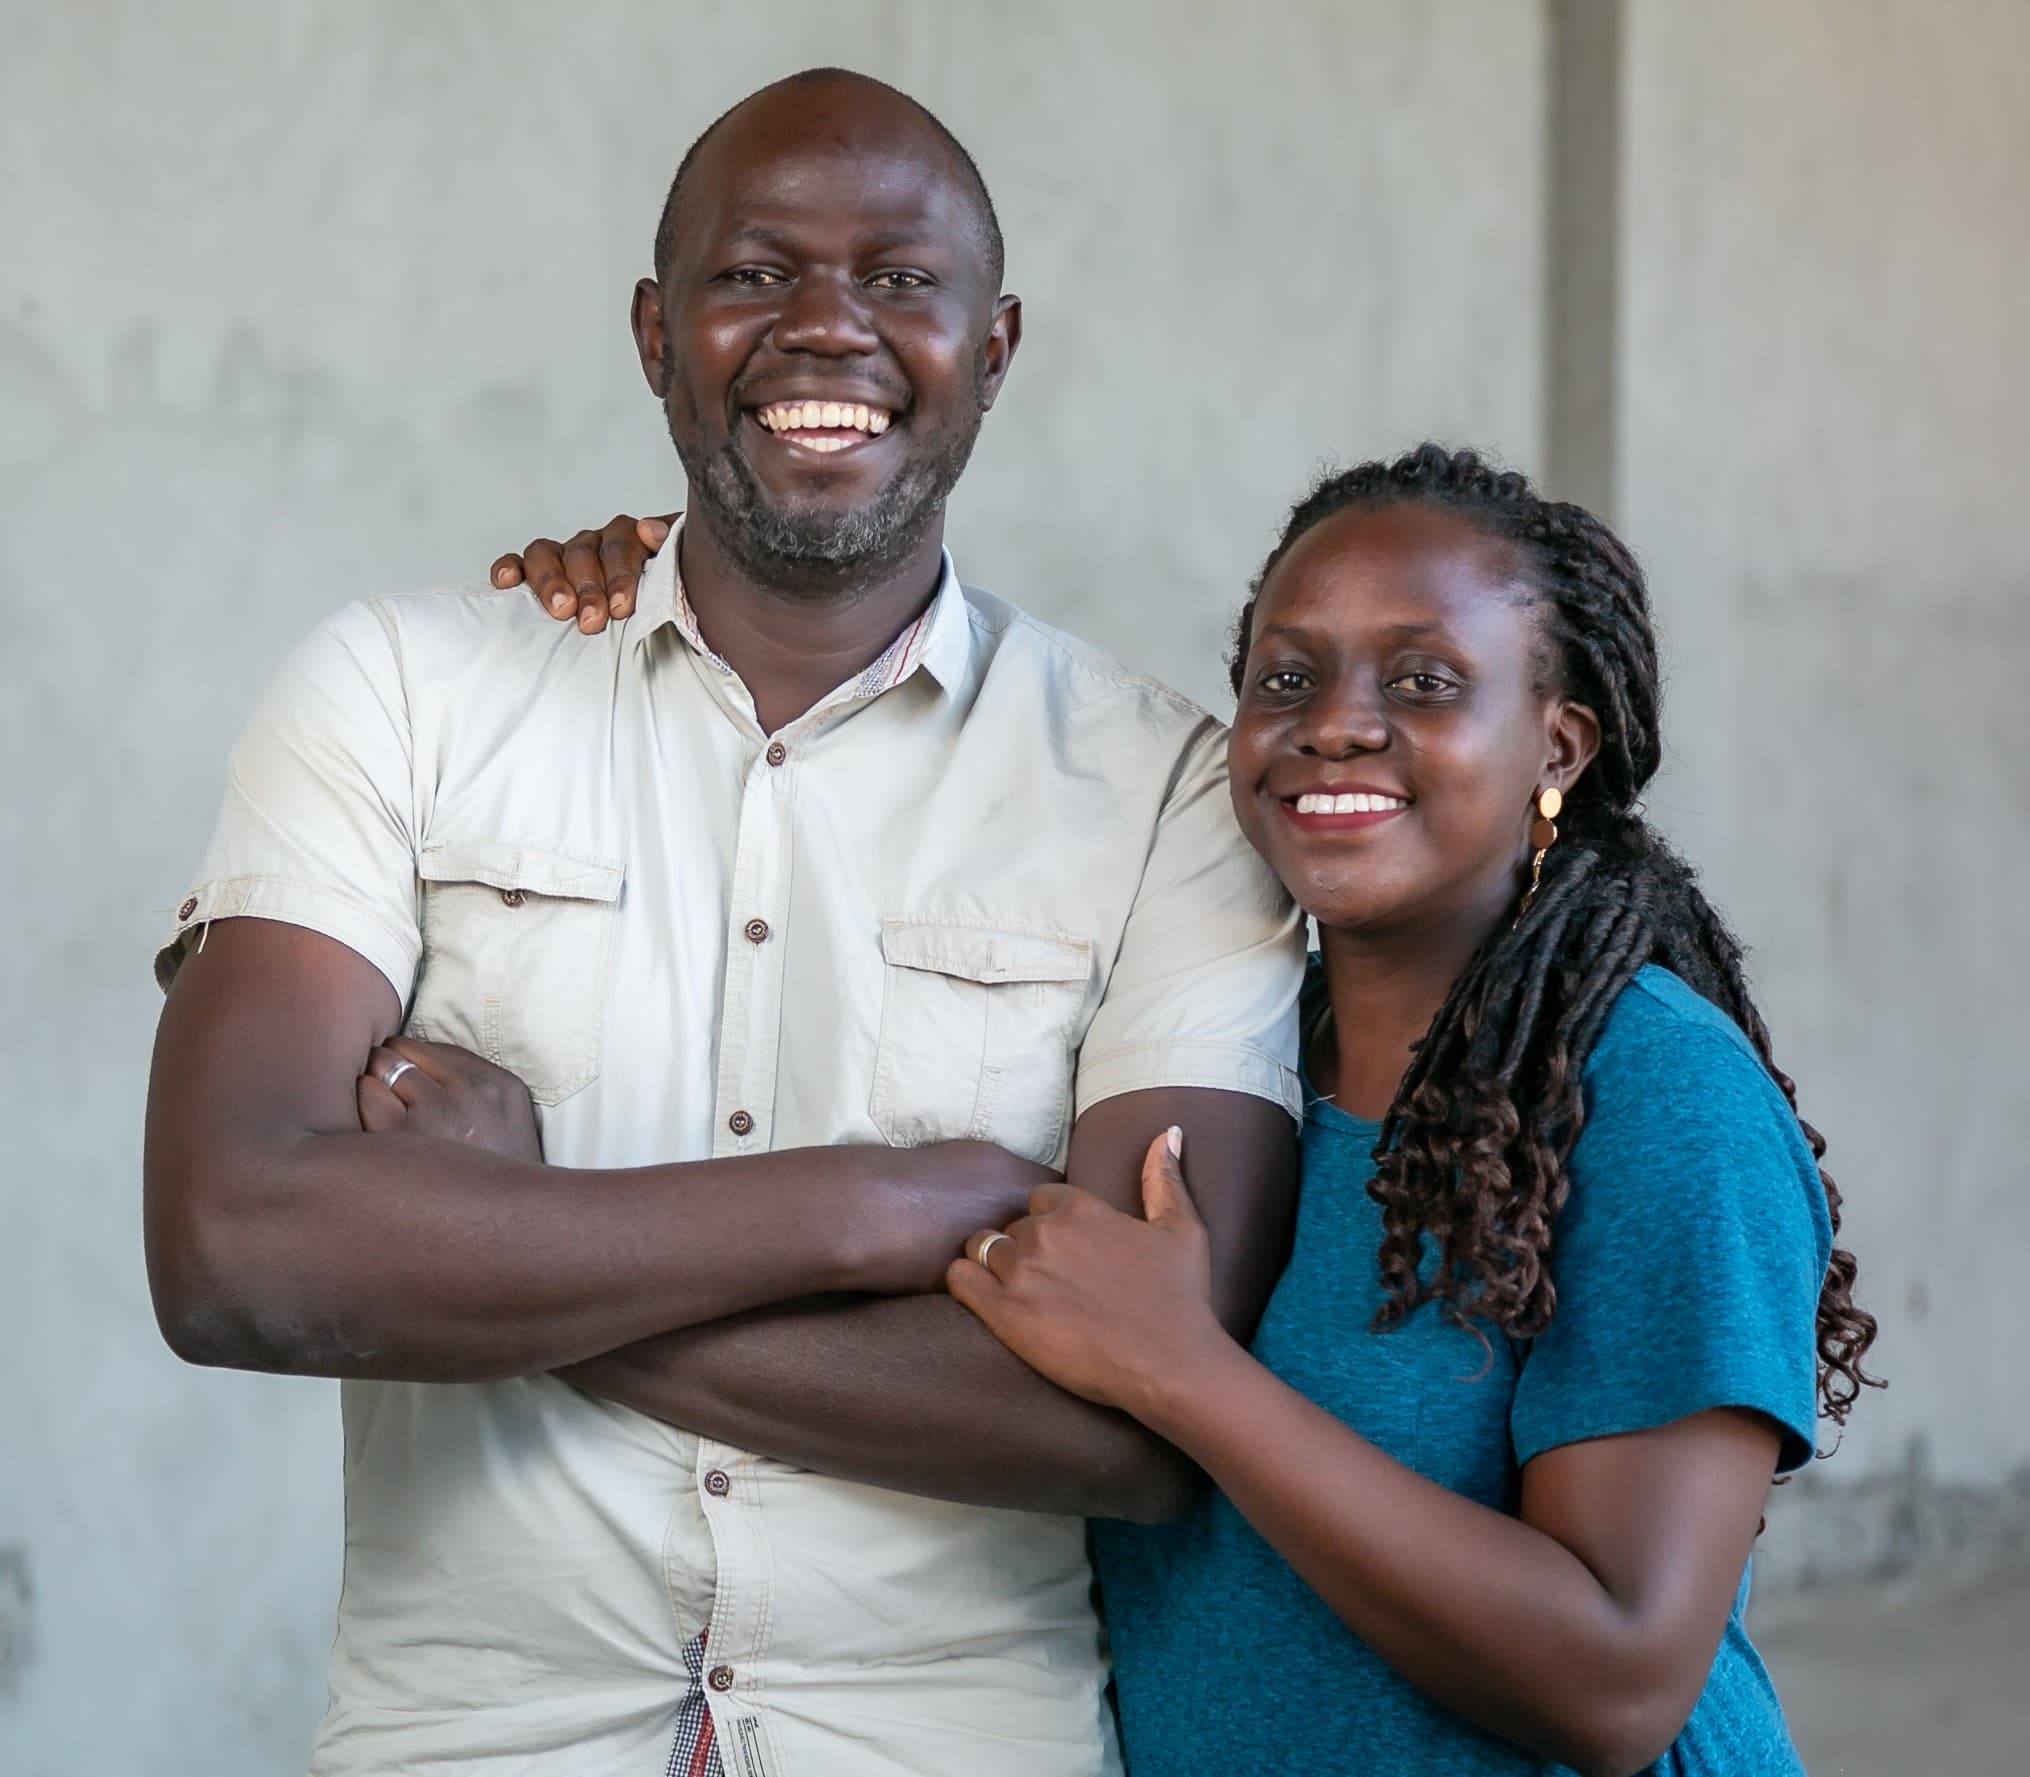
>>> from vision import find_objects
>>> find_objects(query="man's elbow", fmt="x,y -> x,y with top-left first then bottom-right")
146,1168 -> 321,1373
1086,1435 -> 1208,1525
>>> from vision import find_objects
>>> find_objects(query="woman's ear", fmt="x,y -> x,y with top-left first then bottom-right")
1544,699 -> 1602,792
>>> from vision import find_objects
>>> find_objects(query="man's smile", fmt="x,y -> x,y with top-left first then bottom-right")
748,396 -> 898,456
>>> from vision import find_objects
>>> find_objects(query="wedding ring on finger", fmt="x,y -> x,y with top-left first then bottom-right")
380,1059 -> 417,1091
975,1231 -> 1010,1272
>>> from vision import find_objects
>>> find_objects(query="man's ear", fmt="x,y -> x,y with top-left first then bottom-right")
631,278 -> 669,395
978,294 -> 1022,413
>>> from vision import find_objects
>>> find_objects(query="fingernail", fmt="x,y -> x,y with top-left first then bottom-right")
551,593 -> 569,612
1166,1125 -> 1183,1159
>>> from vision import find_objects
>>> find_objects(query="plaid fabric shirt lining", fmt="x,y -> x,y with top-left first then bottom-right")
666,1629 -> 724,1777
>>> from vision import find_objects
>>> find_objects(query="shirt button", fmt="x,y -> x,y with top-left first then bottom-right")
743,918 -> 770,945
703,1469 -> 731,1497
708,1665 -> 735,1693
177,896 -> 198,921
728,1109 -> 754,1137
499,888 -> 526,909
765,740 -> 788,767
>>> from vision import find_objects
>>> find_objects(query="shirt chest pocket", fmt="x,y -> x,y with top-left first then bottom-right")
406,839 -> 625,1106
868,918 -> 1094,1166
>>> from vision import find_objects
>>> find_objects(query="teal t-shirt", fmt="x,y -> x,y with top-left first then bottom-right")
1092,964 -> 1832,1776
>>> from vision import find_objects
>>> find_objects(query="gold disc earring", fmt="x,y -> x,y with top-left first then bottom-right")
1514,786 -> 1562,926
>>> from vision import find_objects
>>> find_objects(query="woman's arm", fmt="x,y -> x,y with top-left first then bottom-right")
949,1134 -> 1779,1777
1145,1346 -> 1776,1777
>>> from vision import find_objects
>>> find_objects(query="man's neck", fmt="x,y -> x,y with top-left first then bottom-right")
676,506 -> 949,735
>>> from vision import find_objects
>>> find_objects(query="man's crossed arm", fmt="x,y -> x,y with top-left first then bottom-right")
145,917 -> 1296,1520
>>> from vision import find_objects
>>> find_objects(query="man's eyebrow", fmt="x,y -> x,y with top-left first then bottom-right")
710,222 -> 955,259
715,224 -> 801,255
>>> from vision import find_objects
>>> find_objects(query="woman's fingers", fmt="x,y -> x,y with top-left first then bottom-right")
559,530 -> 611,632
518,538 -> 576,618
598,513 -> 656,620
1139,1126 -> 1203,1228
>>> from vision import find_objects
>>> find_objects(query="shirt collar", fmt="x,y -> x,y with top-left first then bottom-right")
630,517 -> 970,699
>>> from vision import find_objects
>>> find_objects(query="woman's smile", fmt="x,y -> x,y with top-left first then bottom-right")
1274,785 -> 1413,833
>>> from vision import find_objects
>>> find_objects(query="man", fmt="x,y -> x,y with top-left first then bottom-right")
147,68 -> 1301,1777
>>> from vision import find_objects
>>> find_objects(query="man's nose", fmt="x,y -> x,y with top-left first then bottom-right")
1295,684 -> 1390,758
771,270 -> 880,356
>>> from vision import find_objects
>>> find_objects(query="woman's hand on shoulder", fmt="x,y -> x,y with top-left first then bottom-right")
490,513 -> 675,634
947,1129 -> 1237,1418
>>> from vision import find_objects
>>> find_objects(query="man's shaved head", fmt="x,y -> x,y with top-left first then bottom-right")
652,67 -> 1005,288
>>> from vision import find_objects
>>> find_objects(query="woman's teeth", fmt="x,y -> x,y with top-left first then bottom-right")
1293,792 -> 1408,814
755,400 -> 893,440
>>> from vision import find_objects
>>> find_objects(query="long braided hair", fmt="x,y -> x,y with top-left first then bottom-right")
1231,443 -> 1879,1434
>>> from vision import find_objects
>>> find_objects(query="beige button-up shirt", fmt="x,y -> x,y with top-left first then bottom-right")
158,533 -> 1303,1777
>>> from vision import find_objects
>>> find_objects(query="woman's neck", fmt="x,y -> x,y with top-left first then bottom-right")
1312,884 -> 1515,1121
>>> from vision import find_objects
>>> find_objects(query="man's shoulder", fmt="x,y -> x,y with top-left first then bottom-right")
957,583 -> 1221,745
287,584 -> 621,703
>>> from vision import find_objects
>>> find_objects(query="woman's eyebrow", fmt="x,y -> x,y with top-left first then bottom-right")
1255,619 -> 1451,645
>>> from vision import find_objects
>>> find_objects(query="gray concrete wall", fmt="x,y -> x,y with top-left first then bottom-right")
0,4 -> 1546,1769
1611,0 -> 2030,1589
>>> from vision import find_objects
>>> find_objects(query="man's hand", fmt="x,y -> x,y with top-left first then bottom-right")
357,1035 -> 542,1162
490,513 -> 674,634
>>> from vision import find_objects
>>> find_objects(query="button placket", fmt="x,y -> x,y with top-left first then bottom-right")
711,732 -> 798,1158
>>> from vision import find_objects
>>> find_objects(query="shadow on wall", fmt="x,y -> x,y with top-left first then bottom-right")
1754,1439 -> 2030,1620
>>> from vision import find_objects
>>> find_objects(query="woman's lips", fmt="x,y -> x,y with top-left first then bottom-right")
1276,789 -> 1411,833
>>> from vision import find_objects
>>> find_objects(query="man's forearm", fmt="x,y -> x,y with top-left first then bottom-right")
558,1293 -> 1203,1522
153,1130 -> 890,1383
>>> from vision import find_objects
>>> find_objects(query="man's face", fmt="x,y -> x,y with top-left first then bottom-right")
636,85 -> 1020,588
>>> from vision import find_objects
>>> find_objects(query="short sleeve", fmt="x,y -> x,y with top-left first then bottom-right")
154,601 -> 422,1002
1074,722 -> 1304,1122
1509,980 -> 1834,1475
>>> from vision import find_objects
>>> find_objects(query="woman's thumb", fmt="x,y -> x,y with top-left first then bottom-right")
1140,1126 -> 1201,1227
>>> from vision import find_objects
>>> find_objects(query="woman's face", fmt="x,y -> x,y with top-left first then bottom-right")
1228,503 -> 1600,940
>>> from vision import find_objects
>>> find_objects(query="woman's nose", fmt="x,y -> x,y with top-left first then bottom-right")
1295,686 -> 1390,758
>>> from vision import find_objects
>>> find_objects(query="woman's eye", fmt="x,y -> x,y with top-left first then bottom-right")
1258,670 -> 1312,695
1390,672 -> 1456,696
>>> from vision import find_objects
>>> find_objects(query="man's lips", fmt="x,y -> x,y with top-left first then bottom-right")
744,395 -> 899,456
1273,785 -> 1412,833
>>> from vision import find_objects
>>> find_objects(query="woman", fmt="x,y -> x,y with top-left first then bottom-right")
491,444 -> 1879,1773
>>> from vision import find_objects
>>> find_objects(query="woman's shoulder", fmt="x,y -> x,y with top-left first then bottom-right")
1572,966 -> 1828,1238
1584,965 -> 1773,1101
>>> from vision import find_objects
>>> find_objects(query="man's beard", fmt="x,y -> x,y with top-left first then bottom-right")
665,354 -> 986,597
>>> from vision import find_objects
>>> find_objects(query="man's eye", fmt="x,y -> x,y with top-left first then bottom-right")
868,270 -> 932,290
723,267 -> 786,286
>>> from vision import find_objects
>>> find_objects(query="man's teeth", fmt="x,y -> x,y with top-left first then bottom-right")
1294,792 -> 1408,815
755,400 -> 893,439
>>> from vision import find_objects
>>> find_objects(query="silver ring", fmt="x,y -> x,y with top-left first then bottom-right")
381,1059 -> 417,1090
975,1231 -> 1010,1271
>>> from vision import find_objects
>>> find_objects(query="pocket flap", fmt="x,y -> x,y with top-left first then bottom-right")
419,839 -> 625,904
881,918 -> 1091,986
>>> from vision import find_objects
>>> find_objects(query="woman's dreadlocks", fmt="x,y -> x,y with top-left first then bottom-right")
1231,443 -> 1879,1432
